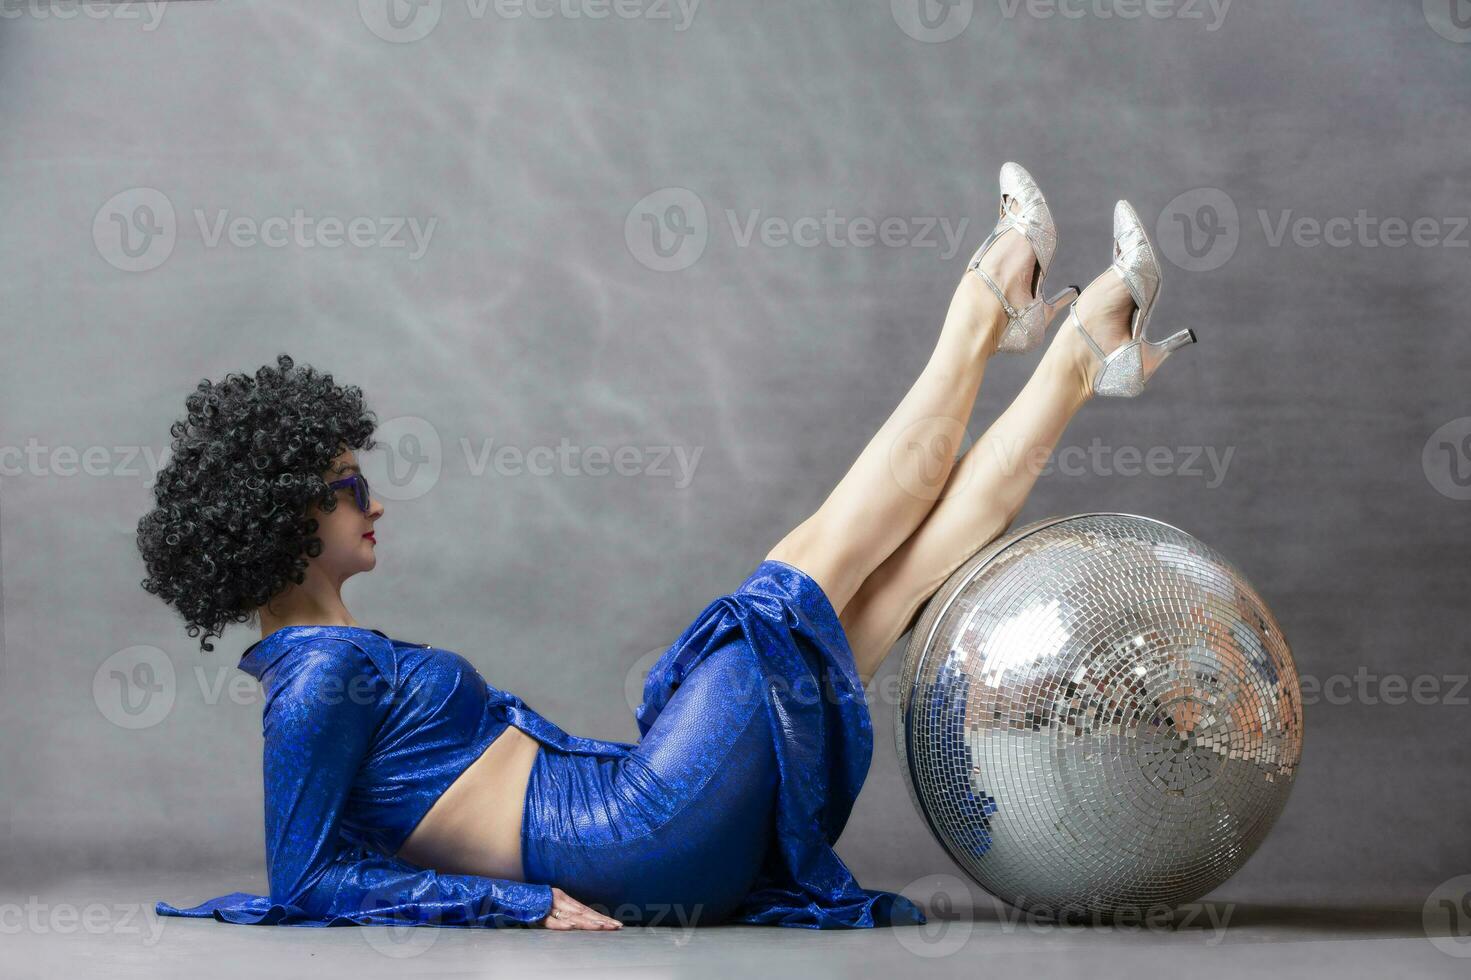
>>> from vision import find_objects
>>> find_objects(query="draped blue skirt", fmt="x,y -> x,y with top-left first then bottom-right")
519,559 -> 926,928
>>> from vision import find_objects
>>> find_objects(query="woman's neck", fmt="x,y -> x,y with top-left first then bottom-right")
256,577 -> 360,638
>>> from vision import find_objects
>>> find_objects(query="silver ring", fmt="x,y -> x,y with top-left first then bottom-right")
552,909 -> 562,919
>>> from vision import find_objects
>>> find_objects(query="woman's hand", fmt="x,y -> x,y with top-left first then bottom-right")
538,887 -> 623,930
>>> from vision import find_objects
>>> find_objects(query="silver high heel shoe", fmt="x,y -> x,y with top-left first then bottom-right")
1069,200 -> 1197,397
967,162 -> 1080,354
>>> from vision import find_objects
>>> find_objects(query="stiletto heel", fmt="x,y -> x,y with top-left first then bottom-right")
1071,201 -> 1198,397
1042,284 -> 1083,327
1155,328 -> 1198,358
966,162 -> 1072,354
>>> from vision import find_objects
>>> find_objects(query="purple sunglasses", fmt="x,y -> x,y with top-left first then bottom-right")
327,472 -> 372,513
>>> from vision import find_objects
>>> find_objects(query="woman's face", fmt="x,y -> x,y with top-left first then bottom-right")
308,448 -> 384,582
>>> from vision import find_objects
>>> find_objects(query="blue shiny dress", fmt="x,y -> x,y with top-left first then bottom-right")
155,559 -> 926,929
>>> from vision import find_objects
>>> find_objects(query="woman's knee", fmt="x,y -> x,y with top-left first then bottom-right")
662,640 -> 769,733
766,518 -> 865,614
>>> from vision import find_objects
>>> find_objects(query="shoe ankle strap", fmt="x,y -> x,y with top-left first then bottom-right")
971,266 -> 1019,322
1070,307 -> 1109,364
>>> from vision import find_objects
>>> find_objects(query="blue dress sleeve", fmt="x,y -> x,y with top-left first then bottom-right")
159,639 -> 553,928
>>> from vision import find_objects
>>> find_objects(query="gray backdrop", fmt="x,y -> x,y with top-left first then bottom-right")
1,0 -> 1467,908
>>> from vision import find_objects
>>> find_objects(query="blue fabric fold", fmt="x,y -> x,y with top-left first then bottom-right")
635,559 -> 926,928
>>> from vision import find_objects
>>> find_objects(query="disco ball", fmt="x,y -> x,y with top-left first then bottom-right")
895,513 -> 1303,920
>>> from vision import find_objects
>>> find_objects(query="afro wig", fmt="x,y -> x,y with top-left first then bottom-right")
137,354 -> 379,652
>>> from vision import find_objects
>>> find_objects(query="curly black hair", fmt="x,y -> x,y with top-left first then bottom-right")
137,354 -> 379,652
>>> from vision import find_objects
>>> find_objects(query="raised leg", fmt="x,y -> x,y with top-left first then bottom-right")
765,221 -> 1052,617
839,270 -> 1139,682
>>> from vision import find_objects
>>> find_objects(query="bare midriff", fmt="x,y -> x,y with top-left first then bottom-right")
397,724 -> 541,882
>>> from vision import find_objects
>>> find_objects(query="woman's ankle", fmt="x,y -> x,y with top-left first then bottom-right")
946,272 -> 1010,359
1042,324 -> 1098,405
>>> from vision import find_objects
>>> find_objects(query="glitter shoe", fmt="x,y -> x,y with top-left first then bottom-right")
966,162 -> 1080,354
1068,200 -> 1197,397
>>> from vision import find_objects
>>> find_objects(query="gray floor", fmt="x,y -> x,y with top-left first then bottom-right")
3,871 -> 1464,979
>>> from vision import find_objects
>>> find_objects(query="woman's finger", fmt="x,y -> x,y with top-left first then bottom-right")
560,894 -> 621,927
542,888 -> 622,930
573,906 -> 621,930
555,913 -> 605,930
542,906 -> 607,930
574,907 -> 621,929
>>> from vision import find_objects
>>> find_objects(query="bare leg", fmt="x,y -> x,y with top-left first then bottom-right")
840,268 -> 1141,682
765,217 -> 1057,617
